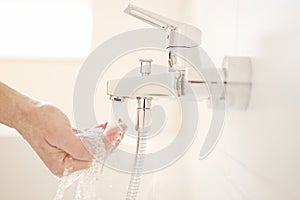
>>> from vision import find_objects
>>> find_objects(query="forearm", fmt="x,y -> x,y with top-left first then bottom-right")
0,81 -> 36,130
0,82 -> 95,176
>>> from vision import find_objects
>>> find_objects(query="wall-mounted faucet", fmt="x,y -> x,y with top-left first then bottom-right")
107,4 -> 252,109
106,4 -> 252,165
105,4 -> 251,200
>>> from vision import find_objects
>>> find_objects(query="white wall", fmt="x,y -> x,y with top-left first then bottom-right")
179,0 -> 300,199
0,0 -> 299,199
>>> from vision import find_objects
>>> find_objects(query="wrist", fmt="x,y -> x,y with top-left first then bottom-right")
0,83 -> 37,130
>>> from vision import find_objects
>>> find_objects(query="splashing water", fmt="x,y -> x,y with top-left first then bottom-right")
54,100 -> 127,200
53,125 -> 124,200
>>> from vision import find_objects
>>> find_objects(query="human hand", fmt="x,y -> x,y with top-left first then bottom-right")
16,102 -> 92,177
97,121 -> 127,152
73,122 -> 126,160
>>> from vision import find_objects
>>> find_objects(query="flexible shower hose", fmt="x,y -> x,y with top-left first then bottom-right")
126,130 -> 147,200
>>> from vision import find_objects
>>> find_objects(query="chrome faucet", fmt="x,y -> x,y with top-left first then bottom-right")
107,4 -> 252,159
107,4 -> 251,107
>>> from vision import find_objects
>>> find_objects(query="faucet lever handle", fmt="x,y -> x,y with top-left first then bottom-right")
124,4 -> 202,47
124,4 -> 178,31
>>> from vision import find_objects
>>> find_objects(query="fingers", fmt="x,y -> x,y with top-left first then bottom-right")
49,122 -> 128,177
56,128 -> 92,161
68,122 -> 127,161
52,155 -> 91,177
62,155 -> 91,176
103,124 -> 127,152
105,126 -> 123,143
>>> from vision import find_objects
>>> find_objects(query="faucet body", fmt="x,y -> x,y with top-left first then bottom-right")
108,4 -> 251,109
107,4 -> 252,161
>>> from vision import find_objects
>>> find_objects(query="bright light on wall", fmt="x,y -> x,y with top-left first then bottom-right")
0,0 -> 93,59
